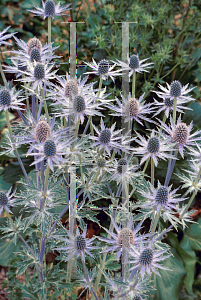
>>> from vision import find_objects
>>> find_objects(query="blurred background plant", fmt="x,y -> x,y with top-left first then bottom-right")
0,0 -> 201,299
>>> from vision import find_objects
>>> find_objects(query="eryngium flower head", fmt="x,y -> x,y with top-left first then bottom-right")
28,135 -> 71,172
109,155 -> 140,183
53,90 -> 104,124
0,85 -> 25,112
99,216 -> 147,260
140,181 -> 185,214
0,188 -> 16,214
35,120 -> 51,143
9,36 -> 59,66
159,115 -> 201,158
154,81 -> 195,103
27,37 -> 42,55
64,78 -> 78,101
30,47 -> 41,62
134,132 -> 175,167
129,240 -> 171,279
55,225 -> 98,262
153,94 -> 191,118
90,118 -> 127,155
0,26 -> 16,46
108,93 -> 155,126
113,53 -> 153,77
18,61 -> 57,90
28,0 -> 71,20
84,58 -> 121,82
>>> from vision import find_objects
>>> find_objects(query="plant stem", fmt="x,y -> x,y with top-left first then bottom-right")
5,110 -> 30,185
0,62 -> 8,87
41,89 -> 50,123
151,207 -> 162,233
173,98 -> 177,124
44,164 -> 50,195
151,158 -> 154,186
48,17 -> 51,44
132,71 -> 136,98
143,157 -> 150,173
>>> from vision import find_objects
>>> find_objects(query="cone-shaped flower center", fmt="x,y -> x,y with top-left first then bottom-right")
64,79 -> 78,101
172,122 -> 189,145
75,235 -> 86,251
73,95 -> 86,112
130,54 -> 140,70
117,228 -> 134,247
44,140 -> 56,157
147,137 -> 160,153
0,89 -> 11,106
27,37 -> 42,55
35,120 -> 51,143
133,296 -> 142,300
0,191 -> 8,206
155,186 -> 169,205
170,80 -> 182,97
34,63 -> 45,80
139,248 -> 153,265
97,157 -> 106,168
30,47 -> 41,62
164,97 -> 174,107
98,59 -> 109,75
99,129 -> 111,144
125,98 -> 140,117
44,0 -> 56,17
117,158 -> 128,174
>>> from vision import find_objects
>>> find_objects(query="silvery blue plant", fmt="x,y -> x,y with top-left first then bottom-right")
0,5 -> 200,300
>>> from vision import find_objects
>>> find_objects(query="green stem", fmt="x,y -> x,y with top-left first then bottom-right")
97,77 -> 103,98
151,158 -> 154,186
143,158 -> 150,173
151,207 -> 162,233
0,62 -> 8,87
44,164 -> 50,195
173,98 -> 177,124
48,17 -> 51,45
132,71 -> 136,98
5,110 -> 30,185
41,89 -> 50,123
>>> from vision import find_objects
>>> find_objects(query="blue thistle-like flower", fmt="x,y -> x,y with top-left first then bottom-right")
44,140 -> 56,157
0,192 -> 8,206
73,95 -> 86,113
130,54 -> 140,70
147,137 -> 160,154
97,59 -> 109,75
27,37 -> 42,55
170,80 -> 182,98
64,78 -> 78,100
76,235 -> 87,251
99,129 -> 112,144
44,0 -> 55,17
0,188 -> 16,214
0,89 -> 11,106
34,63 -> 45,80
117,158 -> 128,174
35,120 -> 51,143
155,186 -> 169,205
30,47 -> 41,62
172,122 -> 189,145
139,248 -> 153,265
